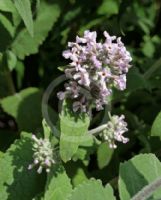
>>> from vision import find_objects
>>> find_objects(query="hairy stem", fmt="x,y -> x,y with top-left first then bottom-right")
88,111 -> 111,136
88,124 -> 107,136
131,177 -> 161,200
144,57 -> 161,79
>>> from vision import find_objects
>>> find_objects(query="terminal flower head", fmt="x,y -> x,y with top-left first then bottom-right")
58,30 -> 132,112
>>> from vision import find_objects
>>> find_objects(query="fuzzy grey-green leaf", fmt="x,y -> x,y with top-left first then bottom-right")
44,166 -> 72,200
59,100 -> 90,162
67,179 -> 116,200
151,111 -> 161,138
12,1 -> 61,59
1,87 -> 42,132
0,132 -> 44,200
97,142 -> 113,169
119,153 -> 161,200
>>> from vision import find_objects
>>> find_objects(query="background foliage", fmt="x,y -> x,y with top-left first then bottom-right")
0,0 -> 161,199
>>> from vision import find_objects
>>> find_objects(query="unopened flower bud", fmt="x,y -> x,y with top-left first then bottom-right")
28,135 -> 56,174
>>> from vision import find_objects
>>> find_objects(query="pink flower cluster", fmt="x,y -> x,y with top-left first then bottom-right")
58,30 -> 132,112
101,114 -> 129,148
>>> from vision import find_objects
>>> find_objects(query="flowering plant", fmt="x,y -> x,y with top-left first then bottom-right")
0,1 -> 161,199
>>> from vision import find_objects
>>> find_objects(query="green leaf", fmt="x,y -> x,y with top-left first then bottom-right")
97,0 -> 119,16
72,168 -> 88,187
97,142 -> 113,169
42,119 -> 52,139
0,151 -> 4,159
14,60 -> 25,89
1,87 -> 42,132
72,134 -> 95,164
44,165 -> 72,200
0,13 -> 15,36
12,1 -> 61,59
142,36 -> 155,58
0,50 -> 17,71
151,111 -> 161,138
0,0 -> 15,13
104,184 -> 116,200
0,17 -> 12,51
67,179 -> 116,200
0,1 -> 20,39
0,132 -> 44,200
59,100 -> 90,162
0,0 -> 21,29
0,70 -> 14,97
6,50 -> 17,71
119,153 -> 161,200
13,0 -> 34,36
127,67 -> 147,92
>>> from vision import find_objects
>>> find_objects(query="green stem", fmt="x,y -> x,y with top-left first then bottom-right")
88,124 -> 107,136
131,177 -> 161,200
5,70 -> 15,95
108,176 -> 118,190
143,57 -> 161,79
88,111 -> 112,136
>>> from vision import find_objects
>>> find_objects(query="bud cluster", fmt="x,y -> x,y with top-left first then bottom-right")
58,30 -> 132,112
28,135 -> 56,173
101,114 -> 129,148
